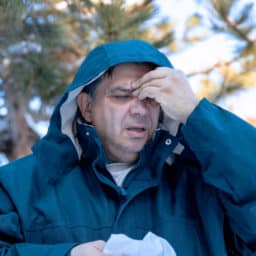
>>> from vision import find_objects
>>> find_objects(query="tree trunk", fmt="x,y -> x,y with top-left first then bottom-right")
4,79 -> 32,160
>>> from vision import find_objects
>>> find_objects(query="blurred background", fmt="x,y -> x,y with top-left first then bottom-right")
0,0 -> 255,165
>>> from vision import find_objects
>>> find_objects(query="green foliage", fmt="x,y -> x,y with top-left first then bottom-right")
189,0 -> 256,103
10,51 -> 67,102
95,0 -> 130,41
212,0 -> 233,17
209,0 -> 254,43
0,0 -> 25,20
0,1 -> 71,105
66,0 -> 173,48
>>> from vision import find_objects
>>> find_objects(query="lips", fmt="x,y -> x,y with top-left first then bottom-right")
126,126 -> 147,138
127,127 -> 146,132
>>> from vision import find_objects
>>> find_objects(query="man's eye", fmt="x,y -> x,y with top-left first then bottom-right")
113,95 -> 130,100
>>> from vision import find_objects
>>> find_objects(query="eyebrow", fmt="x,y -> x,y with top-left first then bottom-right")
106,86 -> 135,95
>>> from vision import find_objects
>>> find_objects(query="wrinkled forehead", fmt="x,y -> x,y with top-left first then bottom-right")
94,75 -> 133,97
100,62 -> 157,90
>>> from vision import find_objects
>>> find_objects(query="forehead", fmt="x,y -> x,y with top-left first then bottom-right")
100,63 -> 155,91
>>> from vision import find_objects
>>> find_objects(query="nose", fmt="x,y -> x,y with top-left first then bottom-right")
129,97 -> 148,116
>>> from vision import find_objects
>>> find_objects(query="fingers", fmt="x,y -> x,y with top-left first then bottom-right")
91,240 -> 106,251
70,240 -> 110,256
132,68 -> 184,97
131,67 -> 198,123
131,67 -> 170,90
89,240 -> 112,256
93,241 -> 112,256
135,86 -> 160,101
133,78 -> 166,97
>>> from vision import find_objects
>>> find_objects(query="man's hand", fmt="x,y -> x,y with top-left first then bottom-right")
70,240 -> 111,256
132,68 -> 199,124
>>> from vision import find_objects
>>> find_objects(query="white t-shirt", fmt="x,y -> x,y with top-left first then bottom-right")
106,162 -> 135,187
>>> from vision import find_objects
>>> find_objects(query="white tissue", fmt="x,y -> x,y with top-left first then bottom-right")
103,232 -> 176,256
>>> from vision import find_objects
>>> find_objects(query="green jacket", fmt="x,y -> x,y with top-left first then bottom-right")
0,99 -> 256,255
0,40 -> 256,255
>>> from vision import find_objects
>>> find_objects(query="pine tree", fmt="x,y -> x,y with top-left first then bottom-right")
0,0 -> 77,159
183,0 -> 256,103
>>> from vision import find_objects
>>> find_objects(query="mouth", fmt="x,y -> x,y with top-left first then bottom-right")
127,127 -> 146,132
126,127 -> 147,138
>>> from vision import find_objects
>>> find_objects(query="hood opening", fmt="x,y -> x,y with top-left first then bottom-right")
56,40 -> 184,158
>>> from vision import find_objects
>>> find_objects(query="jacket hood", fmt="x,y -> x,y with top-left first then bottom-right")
32,40 -> 183,177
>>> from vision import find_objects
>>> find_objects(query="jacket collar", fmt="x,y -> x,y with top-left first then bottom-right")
77,121 -> 181,185
32,114 -> 182,186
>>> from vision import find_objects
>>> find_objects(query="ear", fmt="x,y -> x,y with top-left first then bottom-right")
77,92 -> 93,123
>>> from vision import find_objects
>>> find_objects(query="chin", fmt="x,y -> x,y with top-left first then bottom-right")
126,143 -> 146,153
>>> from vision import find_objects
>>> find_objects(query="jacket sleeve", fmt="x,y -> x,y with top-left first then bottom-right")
181,98 -> 256,254
0,184 -> 76,256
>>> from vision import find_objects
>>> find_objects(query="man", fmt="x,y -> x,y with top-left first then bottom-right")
0,39 -> 255,256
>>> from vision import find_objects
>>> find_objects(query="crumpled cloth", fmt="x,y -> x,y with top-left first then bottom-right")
103,232 -> 176,256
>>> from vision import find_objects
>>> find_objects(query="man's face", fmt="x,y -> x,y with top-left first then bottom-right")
79,63 -> 160,163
